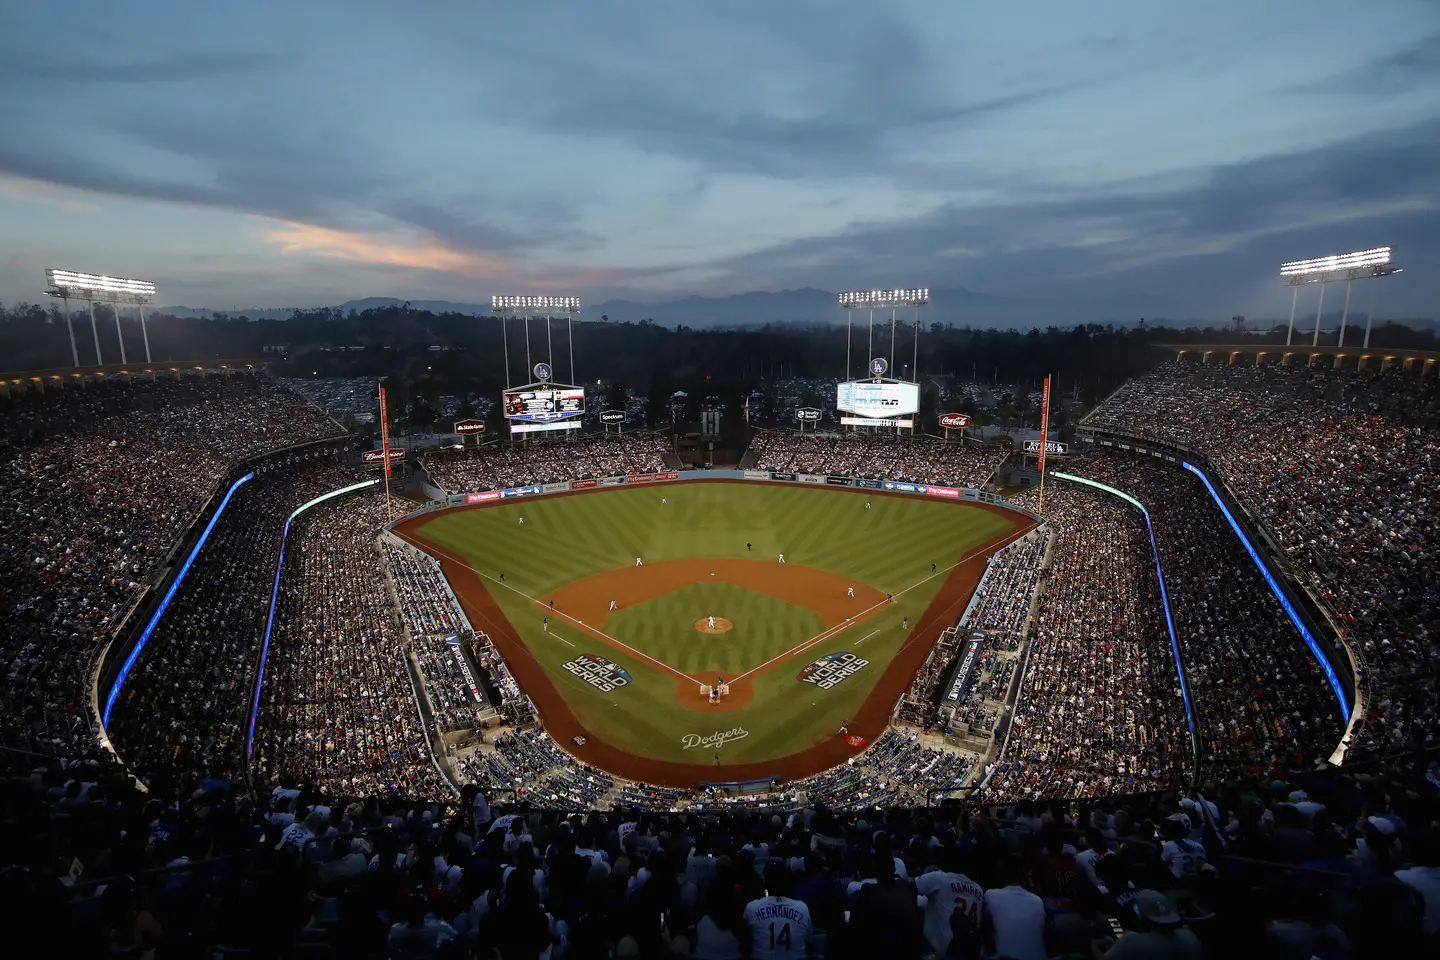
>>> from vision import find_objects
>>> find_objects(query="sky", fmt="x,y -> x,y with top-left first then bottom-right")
1,1 -> 1437,320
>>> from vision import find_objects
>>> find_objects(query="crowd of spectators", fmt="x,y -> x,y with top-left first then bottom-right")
11,733 -> 1438,958
1069,450 -> 1348,783
1085,362 -> 1438,758
0,373 -> 342,776
105,456 -> 359,790
989,483 -> 1191,800
252,493 -> 452,800
750,431 -> 1005,487
423,432 -> 671,494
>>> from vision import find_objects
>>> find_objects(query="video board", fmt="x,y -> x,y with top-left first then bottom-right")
503,387 -> 585,423
836,380 -> 919,419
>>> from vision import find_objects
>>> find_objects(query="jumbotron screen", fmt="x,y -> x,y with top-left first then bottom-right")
836,381 -> 919,419
503,388 -> 585,423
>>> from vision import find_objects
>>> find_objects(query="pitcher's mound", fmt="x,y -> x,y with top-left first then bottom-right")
694,617 -> 734,634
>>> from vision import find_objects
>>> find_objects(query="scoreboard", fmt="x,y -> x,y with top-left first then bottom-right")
836,380 -> 919,419
503,387 -> 585,423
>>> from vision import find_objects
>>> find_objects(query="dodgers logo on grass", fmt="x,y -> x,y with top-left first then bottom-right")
682,728 -> 749,750
797,652 -> 871,689
562,654 -> 632,693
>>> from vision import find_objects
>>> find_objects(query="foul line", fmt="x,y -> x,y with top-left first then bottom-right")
394,531 -> 698,684
853,628 -> 882,647
727,537 -> 1008,684
397,526 -> 1023,690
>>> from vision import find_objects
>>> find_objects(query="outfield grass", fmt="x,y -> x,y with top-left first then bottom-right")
415,482 -> 1015,769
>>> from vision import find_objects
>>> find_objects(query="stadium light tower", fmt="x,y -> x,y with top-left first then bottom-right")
1279,247 -> 1399,349
492,295 -> 582,385
44,268 -> 157,366
837,289 -> 929,382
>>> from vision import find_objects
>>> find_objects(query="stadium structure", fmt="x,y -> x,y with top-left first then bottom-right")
6,274 -> 1439,954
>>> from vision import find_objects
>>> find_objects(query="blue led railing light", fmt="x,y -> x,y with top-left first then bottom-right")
1050,471 -> 1199,760
246,479 -> 380,763
103,472 -> 255,727
1182,462 -> 1350,724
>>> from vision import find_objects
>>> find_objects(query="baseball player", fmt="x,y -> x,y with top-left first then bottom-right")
609,600 -> 618,611
708,616 -> 716,629
635,557 -> 643,567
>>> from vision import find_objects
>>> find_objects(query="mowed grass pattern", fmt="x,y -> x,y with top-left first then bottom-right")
416,482 -> 1016,767
604,582 -> 826,677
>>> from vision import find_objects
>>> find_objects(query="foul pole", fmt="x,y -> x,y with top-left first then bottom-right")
1036,375 -> 1052,515
378,384 -> 393,522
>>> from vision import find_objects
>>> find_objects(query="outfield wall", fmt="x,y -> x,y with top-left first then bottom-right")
408,468 -> 1040,526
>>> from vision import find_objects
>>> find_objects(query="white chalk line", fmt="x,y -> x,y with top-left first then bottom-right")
395,531 -> 696,684
400,527 -> 1019,688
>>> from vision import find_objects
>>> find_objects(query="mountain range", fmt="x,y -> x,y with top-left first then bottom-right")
155,288 -> 1433,331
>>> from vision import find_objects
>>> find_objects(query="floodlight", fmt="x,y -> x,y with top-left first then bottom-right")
837,288 -> 929,308
1280,247 -> 1397,285
45,268 -> 156,303
492,295 -> 581,312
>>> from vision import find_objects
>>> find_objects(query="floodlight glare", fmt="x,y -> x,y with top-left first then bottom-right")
492,295 -> 581,312
45,268 -> 156,302
1280,247 -> 1396,284
837,288 -> 930,308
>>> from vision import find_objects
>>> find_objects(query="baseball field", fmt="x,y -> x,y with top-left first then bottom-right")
396,480 -> 1031,786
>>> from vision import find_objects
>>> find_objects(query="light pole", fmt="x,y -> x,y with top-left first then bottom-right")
44,268 -> 155,368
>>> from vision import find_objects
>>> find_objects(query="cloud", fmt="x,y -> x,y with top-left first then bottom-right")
264,221 -> 522,276
0,51 -> 275,85
0,174 -> 102,213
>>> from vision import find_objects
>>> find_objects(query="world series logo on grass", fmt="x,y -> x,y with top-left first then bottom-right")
797,652 -> 870,689
562,654 -> 632,692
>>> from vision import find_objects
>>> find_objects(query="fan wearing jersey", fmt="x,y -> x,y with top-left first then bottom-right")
1161,817 -> 1208,881
915,849 -> 984,957
744,864 -> 813,959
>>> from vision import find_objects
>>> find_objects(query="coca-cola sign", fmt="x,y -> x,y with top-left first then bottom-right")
362,448 -> 405,464
939,413 -> 971,429
453,418 -> 485,435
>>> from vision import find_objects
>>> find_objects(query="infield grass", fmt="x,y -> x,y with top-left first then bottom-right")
414,482 -> 1016,769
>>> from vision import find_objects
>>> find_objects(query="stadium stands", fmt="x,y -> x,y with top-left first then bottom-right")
989,482 -> 1192,800
0,374 -> 341,776
749,431 -> 1005,488
422,431 -> 671,493
1086,362 -> 1438,758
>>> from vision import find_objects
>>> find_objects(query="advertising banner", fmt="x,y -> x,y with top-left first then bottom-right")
854,478 -> 883,490
796,407 -> 821,422
798,473 -> 825,484
599,475 -> 627,487
771,472 -> 796,482
466,491 -> 501,504
509,420 -> 582,435
883,481 -> 924,493
627,473 -> 653,484
362,447 -> 406,465
599,409 -> 626,424
571,478 -> 598,490
1022,439 -> 1068,455
825,476 -> 852,486
943,636 -> 986,705
500,484 -> 541,498
542,482 -> 570,494
743,470 -> 771,481
939,413 -> 971,429
453,418 -> 486,435
925,485 -> 961,498
841,416 -> 914,428
654,471 -> 680,481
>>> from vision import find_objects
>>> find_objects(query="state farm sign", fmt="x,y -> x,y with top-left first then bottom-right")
939,413 -> 971,429
362,448 -> 406,464
453,418 -> 485,435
